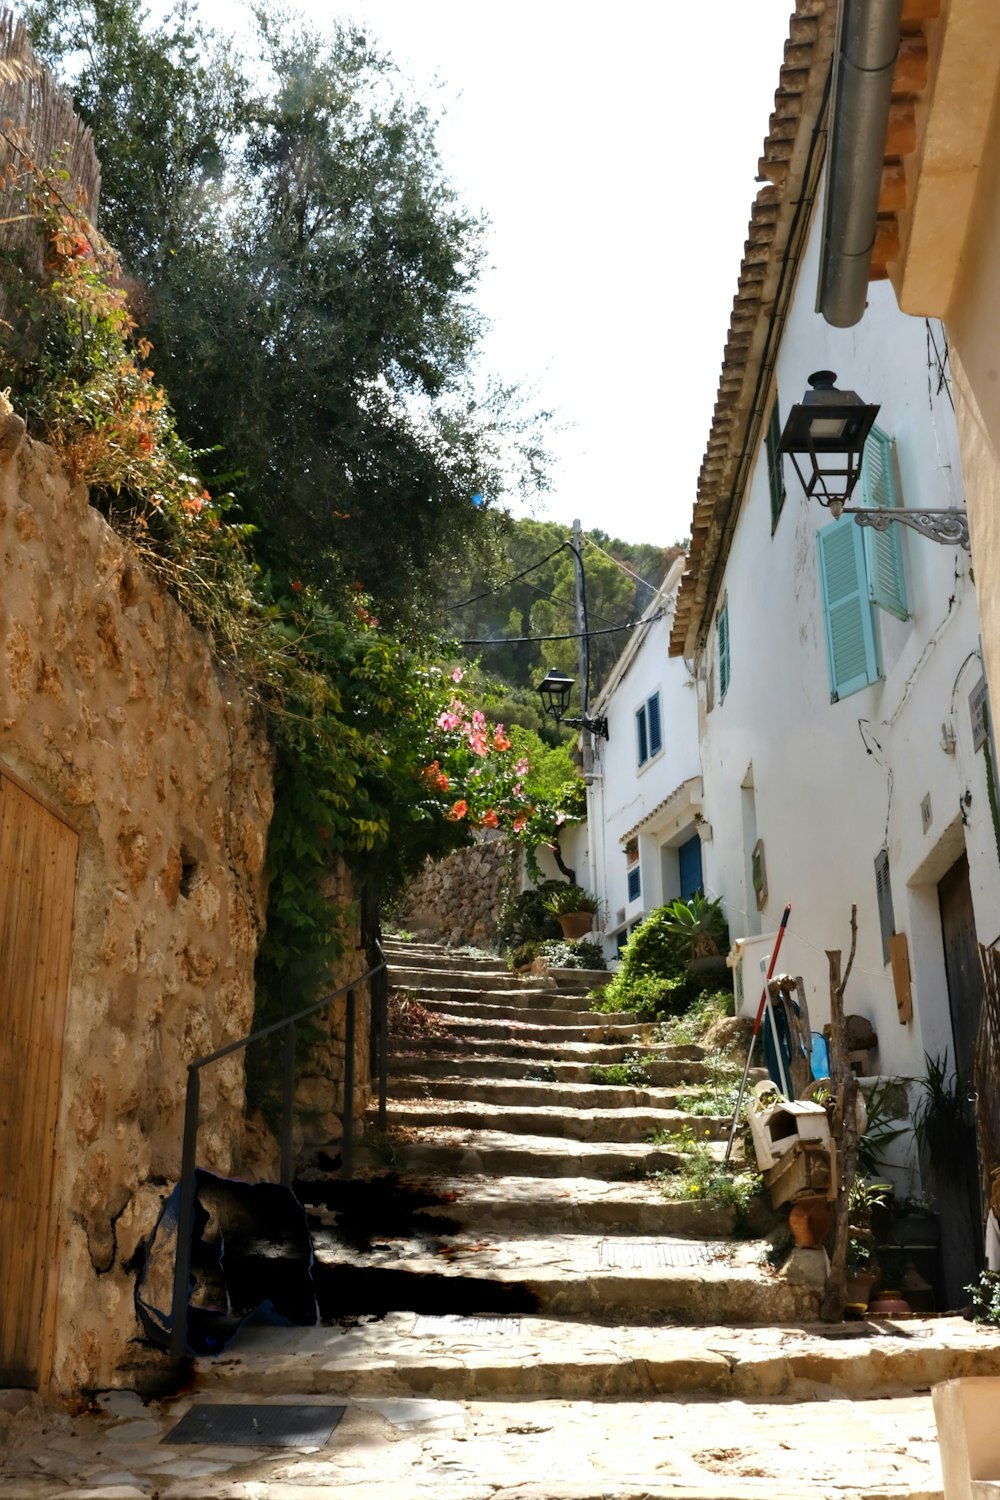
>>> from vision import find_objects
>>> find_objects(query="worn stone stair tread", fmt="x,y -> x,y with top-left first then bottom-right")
355,1129 -> 710,1181
426,1019 -> 652,1046
403,986 -> 603,1012
198,1308 -> 1000,1404
416,998 -> 624,1026
388,1054 -> 712,1085
377,1099 -> 727,1141
391,1034 -> 703,1061
383,1076 -> 696,1109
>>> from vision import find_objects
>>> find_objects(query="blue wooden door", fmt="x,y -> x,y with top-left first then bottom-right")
678,834 -> 703,900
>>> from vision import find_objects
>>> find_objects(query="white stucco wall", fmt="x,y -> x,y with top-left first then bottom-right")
586,559 -> 703,959
696,202 -> 1000,1121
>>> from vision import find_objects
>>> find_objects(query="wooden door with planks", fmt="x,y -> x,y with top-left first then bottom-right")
0,771 -> 78,1387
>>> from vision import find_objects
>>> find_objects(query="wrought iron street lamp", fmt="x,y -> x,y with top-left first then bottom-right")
778,370 -> 970,548
536,668 -> 609,740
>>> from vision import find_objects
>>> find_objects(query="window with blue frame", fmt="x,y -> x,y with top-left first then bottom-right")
635,691 -> 662,767
627,866 -> 641,902
816,427 -> 909,703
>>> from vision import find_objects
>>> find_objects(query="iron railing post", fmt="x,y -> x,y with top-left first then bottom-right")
342,988 -> 355,1179
280,1021 -> 296,1188
169,1066 -> 201,1360
378,965 -> 388,1131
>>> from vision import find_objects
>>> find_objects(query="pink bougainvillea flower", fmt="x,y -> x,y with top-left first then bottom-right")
472,709 -> 486,731
512,783 -> 523,799
449,799 -> 468,820
437,711 -> 461,732
451,666 -> 464,683
512,812 -> 528,832
555,812 -> 566,826
469,733 -> 489,757
482,808 -> 499,829
515,758 -> 529,777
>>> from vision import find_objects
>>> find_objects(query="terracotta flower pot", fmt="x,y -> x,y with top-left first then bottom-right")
557,911 -> 594,941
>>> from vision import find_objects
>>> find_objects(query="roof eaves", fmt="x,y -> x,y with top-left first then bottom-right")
668,0 -> 837,661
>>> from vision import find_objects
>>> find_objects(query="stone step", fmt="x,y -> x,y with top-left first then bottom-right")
383,1173 -> 739,1237
385,1075 -> 697,1111
275,1230 -> 822,1327
375,1099 -> 728,1142
384,943 -> 506,971
389,1035 -> 683,1064
418,996 -> 631,1027
363,1126 -> 687,1180
198,1308 -> 1000,1404
399,984 -> 601,1013
389,965 -> 549,992
388,1053 -> 713,1087
427,1016 -> 651,1045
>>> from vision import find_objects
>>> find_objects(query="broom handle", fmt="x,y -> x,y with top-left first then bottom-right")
723,904 -> 791,1164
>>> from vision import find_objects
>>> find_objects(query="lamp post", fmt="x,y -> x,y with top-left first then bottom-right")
535,521 -> 609,748
778,370 -> 970,548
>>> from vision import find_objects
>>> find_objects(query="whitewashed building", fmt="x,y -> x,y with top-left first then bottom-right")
583,555 -> 702,958
663,2 -> 998,1295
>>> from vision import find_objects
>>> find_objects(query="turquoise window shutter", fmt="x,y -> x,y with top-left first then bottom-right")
861,427 -> 909,621
817,518 -> 880,701
717,602 -> 730,700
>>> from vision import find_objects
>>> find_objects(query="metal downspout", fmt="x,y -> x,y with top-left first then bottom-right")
818,0 -> 903,328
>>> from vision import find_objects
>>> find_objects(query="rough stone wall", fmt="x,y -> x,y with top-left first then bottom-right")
0,426 -> 277,1395
399,834 -> 508,948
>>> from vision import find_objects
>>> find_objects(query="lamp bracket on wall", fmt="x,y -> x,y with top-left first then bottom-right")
833,504 -> 970,550
561,713 -> 609,741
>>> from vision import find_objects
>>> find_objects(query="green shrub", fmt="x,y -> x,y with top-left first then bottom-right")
594,901 -> 732,1020
589,1054 -> 650,1087
657,1124 -> 761,1236
652,988 -> 732,1044
499,881 -> 565,948
509,938 -> 605,971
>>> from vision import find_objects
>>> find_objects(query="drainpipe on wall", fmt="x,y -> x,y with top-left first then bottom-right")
817,0 -> 903,328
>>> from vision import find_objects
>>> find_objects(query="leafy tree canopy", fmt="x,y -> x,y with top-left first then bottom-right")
22,0 -> 549,625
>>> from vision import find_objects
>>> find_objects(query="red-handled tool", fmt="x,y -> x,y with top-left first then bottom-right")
723,903 -> 791,1165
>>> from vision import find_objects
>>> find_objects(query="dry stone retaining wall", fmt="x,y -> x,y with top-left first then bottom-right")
399,835 -> 508,948
0,420 -> 368,1394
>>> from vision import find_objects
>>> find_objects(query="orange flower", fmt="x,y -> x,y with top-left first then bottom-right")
482,808 -> 499,829
449,799 -> 468,820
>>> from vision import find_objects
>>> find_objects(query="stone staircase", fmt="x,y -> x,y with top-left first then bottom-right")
199,939 -> 832,1406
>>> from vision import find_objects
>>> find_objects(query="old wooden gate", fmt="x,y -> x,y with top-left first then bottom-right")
0,770 -> 78,1386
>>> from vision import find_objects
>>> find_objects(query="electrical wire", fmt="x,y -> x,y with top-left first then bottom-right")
583,535 -> 662,596
456,611 -> 665,647
443,542 -> 569,611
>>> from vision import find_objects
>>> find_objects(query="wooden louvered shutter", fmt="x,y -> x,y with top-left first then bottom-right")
817,518 -> 880,701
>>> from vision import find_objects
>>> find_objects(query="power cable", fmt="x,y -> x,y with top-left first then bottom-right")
444,542 -> 568,611
456,611 -> 665,647
583,535 -> 662,596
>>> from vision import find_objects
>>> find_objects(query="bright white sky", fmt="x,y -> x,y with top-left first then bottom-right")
214,0 -> 794,547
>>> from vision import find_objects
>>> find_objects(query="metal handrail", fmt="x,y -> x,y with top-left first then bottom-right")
168,942 -> 389,1359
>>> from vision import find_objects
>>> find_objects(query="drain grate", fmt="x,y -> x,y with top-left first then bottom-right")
412,1314 -> 523,1337
164,1403 -> 346,1447
599,1239 -> 723,1269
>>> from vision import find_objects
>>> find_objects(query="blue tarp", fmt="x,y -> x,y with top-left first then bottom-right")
136,1170 -> 317,1357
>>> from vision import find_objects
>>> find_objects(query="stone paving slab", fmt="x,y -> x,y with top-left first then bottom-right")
0,1387 -> 953,1499
431,1017 -> 651,1045
418,998 -> 618,1025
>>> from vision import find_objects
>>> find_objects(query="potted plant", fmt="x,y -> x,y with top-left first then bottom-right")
541,883 -> 598,941
660,894 -> 728,973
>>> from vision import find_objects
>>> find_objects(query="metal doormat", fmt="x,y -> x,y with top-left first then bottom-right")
412,1314 -> 522,1337
599,1240 -> 723,1269
165,1403 -> 346,1447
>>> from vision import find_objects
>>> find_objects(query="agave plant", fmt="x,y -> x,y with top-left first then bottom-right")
660,894 -> 728,960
